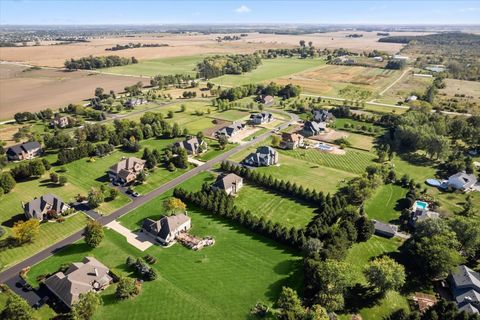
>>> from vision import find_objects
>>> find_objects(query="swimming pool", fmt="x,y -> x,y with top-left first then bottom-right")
414,200 -> 429,211
315,143 -> 333,151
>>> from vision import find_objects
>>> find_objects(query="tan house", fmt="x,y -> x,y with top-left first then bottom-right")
212,173 -> 243,195
142,214 -> 191,245
173,137 -> 208,156
108,157 -> 146,185
280,133 -> 304,150
44,257 -> 112,308
51,115 -> 70,128
259,95 -> 274,105
6,141 -> 42,161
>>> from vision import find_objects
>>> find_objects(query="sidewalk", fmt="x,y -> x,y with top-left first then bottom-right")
105,220 -> 154,251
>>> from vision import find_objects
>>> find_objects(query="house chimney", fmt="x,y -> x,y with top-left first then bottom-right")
94,268 -> 98,277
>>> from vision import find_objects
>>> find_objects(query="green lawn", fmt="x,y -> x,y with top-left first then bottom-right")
340,236 -> 409,319
235,183 -> 317,229
210,109 -> 251,122
229,148 -> 355,194
26,172 -> 302,320
344,132 -> 376,151
101,55 -> 206,77
197,138 -> 237,162
280,148 -> 376,175
0,213 -> 88,270
212,58 -> 324,86
365,184 -> 407,223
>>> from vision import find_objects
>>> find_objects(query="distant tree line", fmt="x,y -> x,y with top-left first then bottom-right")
378,32 -> 480,45
150,74 -> 195,89
64,55 -> 138,70
58,142 -> 114,164
197,54 -> 262,79
218,82 -> 301,101
106,43 -> 168,51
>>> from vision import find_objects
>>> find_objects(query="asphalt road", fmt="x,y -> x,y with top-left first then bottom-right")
0,110 -> 297,284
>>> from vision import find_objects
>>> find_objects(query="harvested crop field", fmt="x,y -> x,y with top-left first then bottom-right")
0,63 -> 146,119
0,31 -> 424,68
275,65 -> 401,96
377,72 -> 433,105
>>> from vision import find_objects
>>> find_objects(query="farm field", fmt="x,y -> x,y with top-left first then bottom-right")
26,172 -> 302,319
234,183 -> 318,229
101,55 -> 205,77
229,147 -> 355,194
340,236 -> 409,320
279,147 -> 376,174
437,78 -> 480,113
376,72 -> 433,105
212,58 -> 324,86
0,212 -> 88,271
0,64 -> 147,119
274,65 -> 402,97
365,184 -> 407,223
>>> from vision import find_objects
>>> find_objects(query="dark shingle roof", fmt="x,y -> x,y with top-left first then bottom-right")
7,141 -> 41,156
24,194 -> 68,220
213,173 -> 242,190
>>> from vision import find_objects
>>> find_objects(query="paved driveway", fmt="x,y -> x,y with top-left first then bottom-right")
105,221 -> 154,251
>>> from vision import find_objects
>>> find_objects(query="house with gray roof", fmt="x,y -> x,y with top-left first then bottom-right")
6,141 -> 42,161
124,97 -> 147,108
23,194 -> 70,220
212,173 -> 243,195
373,220 -> 398,238
44,257 -> 112,308
108,157 -> 146,185
449,265 -> 480,314
312,109 -> 334,123
215,122 -> 246,140
250,112 -> 273,125
302,121 -> 327,137
243,146 -> 278,167
447,172 -> 478,191
142,214 -> 191,245
173,136 -> 207,156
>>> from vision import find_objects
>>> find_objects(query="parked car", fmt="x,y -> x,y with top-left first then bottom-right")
131,191 -> 140,197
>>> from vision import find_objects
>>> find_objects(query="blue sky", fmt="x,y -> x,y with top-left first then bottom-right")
1,1 -> 479,25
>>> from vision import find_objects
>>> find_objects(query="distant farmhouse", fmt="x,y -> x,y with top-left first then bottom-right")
124,97 -> 147,108
215,122 -> 246,140
44,257 -> 112,308
50,115 -> 70,128
212,173 -> 243,195
447,172 -> 478,192
302,121 -> 327,137
393,55 -> 409,61
334,56 -> 356,65
6,141 -> 42,161
108,157 -> 146,185
259,95 -> 274,106
373,220 -> 398,238
312,109 -> 334,123
142,214 -> 191,245
23,194 -> 70,220
280,132 -> 304,150
405,95 -> 418,103
250,112 -> 273,125
243,146 -> 278,167
174,136 -> 207,156
449,265 -> 480,315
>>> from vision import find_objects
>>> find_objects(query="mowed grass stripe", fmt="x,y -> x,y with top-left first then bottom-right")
280,148 -> 375,174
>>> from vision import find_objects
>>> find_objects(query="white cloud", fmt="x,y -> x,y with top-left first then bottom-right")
235,5 -> 251,13
459,7 -> 479,12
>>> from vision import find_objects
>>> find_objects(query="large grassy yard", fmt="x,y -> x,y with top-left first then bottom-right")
340,236 -> 409,319
365,184 -> 407,223
0,213 -> 89,270
26,172 -> 302,320
234,183 -> 317,229
212,58 -> 324,87
101,55 -> 205,77
280,147 -> 376,175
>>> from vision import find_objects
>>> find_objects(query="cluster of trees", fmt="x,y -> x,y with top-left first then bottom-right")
150,74 -> 195,89
218,82 -> 301,101
386,109 -> 480,161
10,158 -> 49,181
221,161 -> 326,206
11,219 -> 40,245
106,42 -> 168,51
0,172 -> 16,194
141,147 -> 163,169
386,59 -> 407,70
64,55 -> 137,70
182,90 -> 197,98
58,142 -> 114,164
173,186 -> 307,248
197,54 -> 262,79
13,111 -> 37,124
274,286 -> 329,320
125,256 -> 158,281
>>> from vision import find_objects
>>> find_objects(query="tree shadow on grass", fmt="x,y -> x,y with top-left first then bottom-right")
398,152 -> 436,168
95,174 -> 110,183
101,292 -> 118,306
343,283 -> 384,314
2,213 -> 25,228
52,242 -> 91,256
39,179 -> 62,188
265,259 -> 304,301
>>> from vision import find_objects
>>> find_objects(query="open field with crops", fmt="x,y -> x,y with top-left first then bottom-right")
212,58 -> 323,86
376,72 -> 433,105
279,147 -> 376,174
274,65 -> 402,97
0,63 -> 147,119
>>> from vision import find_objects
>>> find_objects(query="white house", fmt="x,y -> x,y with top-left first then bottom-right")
447,172 -> 478,191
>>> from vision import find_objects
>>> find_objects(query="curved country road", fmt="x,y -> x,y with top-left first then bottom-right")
0,109 -> 298,284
